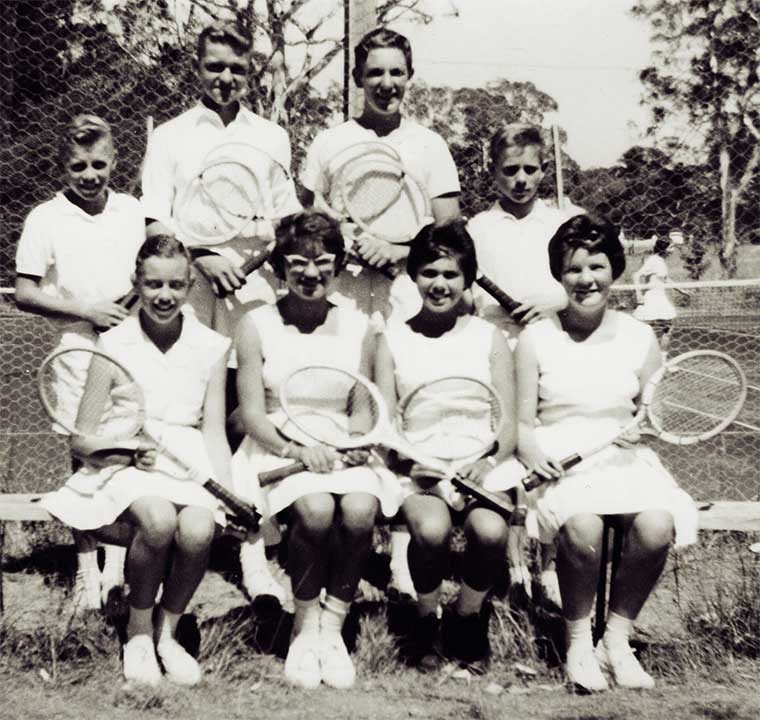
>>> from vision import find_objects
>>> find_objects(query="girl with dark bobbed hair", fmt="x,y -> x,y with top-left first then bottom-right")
376,220 -> 516,672
510,213 -> 697,693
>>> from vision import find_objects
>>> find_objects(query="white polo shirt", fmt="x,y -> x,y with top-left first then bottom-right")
301,118 -> 460,324
15,191 -> 144,339
467,199 -> 571,341
141,102 -> 301,263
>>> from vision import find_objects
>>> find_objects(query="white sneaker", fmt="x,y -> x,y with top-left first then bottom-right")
565,641 -> 609,693
596,639 -> 655,689
319,631 -> 356,690
123,635 -> 162,687
356,578 -> 385,603
72,567 -> 102,614
156,636 -> 202,687
284,632 -> 321,689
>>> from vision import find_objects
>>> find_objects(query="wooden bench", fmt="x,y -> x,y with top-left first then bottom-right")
2,493 -> 759,615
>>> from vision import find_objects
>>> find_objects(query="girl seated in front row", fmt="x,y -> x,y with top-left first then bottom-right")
375,221 -> 517,673
42,235 -> 233,688
232,211 -> 400,690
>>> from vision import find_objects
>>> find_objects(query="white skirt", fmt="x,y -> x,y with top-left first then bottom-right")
502,422 -> 698,547
232,435 -> 403,519
40,425 -> 227,528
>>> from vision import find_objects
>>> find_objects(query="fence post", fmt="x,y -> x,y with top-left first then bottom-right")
344,0 -> 377,120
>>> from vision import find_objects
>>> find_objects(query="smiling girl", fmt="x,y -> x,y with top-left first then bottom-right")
41,235 -> 234,687
512,214 -> 697,692
374,221 -> 516,672
231,211 -> 400,690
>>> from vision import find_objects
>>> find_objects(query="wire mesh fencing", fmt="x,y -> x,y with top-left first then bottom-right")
1,1 -> 758,501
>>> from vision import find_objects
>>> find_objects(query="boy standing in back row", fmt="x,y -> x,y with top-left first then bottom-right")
140,21 -> 301,606
467,124 -> 578,606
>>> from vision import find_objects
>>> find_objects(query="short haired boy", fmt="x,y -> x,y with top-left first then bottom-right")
468,124 -> 573,348
140,22 -> 301,334
301,27 -> 461,325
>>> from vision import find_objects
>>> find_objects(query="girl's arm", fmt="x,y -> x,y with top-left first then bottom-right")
373,333 -> 398,416
235,314 -> 336,472
515,331 -> 563,479
489,329 -> 517,462
201,352 -> 233,488
15,275 -> 129,329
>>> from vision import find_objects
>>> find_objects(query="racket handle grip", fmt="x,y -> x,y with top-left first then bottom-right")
202,479 -> 261,532
118,290 -> 139,310
451,476 -> 516,520
475,274 -> 521,316
522,453 -> 583,491
239,242 -> 274,276
258,461 -> 307,486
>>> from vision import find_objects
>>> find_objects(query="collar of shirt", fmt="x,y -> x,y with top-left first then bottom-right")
53,190 -> 119,221
348,117 -> 416,143
192,101 -> 259,130
115,308 -> 207,360
486,197 -> 551,222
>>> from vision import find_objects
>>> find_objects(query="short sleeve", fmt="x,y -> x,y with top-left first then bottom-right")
140,123 -> 178,228
300,130 -> 328,195
15,205 -> 52,278
424,133 -> 460,199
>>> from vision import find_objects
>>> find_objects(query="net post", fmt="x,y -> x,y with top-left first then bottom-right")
552,123 -> 564,211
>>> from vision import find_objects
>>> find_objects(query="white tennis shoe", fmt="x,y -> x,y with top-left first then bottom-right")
156,636 -> 202,687
123,635 -> 162,687
565,640 -> 609,693
596,639 -> 655,689
284,631 -> 322,689
319,631 -> 356,689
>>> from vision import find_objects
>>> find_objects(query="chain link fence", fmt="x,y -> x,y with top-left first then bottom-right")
1,1 -> 759,502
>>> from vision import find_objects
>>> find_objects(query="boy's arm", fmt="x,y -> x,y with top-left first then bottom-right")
14,276 -> 129,329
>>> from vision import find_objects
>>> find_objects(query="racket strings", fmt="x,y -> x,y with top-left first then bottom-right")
281,367 -> 383,446
650,355 -> 746,437
398,378 -> 503,461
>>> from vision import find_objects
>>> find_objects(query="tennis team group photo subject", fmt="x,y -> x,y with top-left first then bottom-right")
3,5 -> 758,713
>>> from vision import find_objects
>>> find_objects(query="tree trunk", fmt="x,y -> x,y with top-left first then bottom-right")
718,142 -> 738,278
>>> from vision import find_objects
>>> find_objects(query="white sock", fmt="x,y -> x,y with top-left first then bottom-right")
602,611 -> 634,652
321,595 -> 351,638
126,605 -> 154,640
390,530 -> 411,571
78,549 -> 99,574
416,585 -> 441,618
293,596 -> 321,637
156,607 -> 182,644
565,614 -> 593,651
241,534 -> 269,572
102,545 -> 126,581
456,582 -> 487,617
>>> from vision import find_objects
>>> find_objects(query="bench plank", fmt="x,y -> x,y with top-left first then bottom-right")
0,494 -> 53,522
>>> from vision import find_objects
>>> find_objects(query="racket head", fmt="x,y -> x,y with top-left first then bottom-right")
278,365 -> 388,449
643,350 -> 747,445
340,157 -> 432,244
176,143 -> 292,245
37,347 -> 145,443
396,376 -> 505,463
325,140 -> 403,206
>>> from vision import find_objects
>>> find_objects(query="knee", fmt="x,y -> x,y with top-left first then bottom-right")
293,494 -> 336,538
135,503 -> 177,549
408,515 -> 452,551
339,494 -> 378,537
558,514 -> 605,565
465,510 -> 509,552
630,510 -> 673,556
176,508 -> 216,556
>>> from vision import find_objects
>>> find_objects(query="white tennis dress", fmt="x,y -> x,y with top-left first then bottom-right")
231,303 -> 401,518
41,311 -> 231,528
633,254 -> 676,321
384,314 -> 515,508
508,311 -> 697,546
